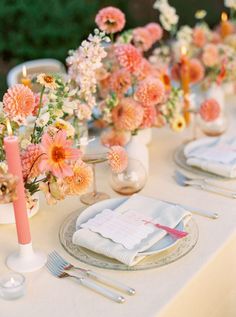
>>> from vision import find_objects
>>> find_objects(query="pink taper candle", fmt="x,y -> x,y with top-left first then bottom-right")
4,120 -> 31,245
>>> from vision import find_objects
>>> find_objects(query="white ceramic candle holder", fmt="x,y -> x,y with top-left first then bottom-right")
6,243 -> 47,273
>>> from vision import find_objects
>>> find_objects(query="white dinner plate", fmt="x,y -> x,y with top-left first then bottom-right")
76,197 -> 184,256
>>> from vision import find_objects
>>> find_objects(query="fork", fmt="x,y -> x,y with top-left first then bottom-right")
49,251 -> 135,295
176,170 -> 236,192
46,256 -> 125,303
175,171 -> 236,199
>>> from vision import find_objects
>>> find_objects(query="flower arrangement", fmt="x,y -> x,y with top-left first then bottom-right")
88,6 -> 186,147
0,73 -> 128,207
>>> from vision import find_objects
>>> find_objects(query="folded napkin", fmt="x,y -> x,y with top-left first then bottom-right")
184,136 -> 236,178
72,195 -> 191,266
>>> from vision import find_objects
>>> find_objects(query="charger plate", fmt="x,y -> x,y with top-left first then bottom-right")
174,143 -> 229,180
59,200 -> 199,271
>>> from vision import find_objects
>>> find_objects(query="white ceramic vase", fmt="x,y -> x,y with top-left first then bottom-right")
0,193 -> 39,224
206,83 -> 225,110
135,128 -> 152,145
125,135 -> 149,173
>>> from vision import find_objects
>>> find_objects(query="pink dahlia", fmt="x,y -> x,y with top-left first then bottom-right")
95,6 -> 125,34
134,58 -> 153,80
109,69 -> 131,96
202,44 -> 219,67
101,129 -> 131,147
39,130 -> 81,178
112,97 -> 144,131
3,84 -> 35,125
140,104 -> 157,128
132,27 -> 153,52
145,23 -> 163,43
189,59 -> 205,84
107,146 -> 128,173
199,98 -> 221,122
21,144 -> 43,180
135,77 -> 165,106
192,27 -> 206,48
115,44 -> 142,73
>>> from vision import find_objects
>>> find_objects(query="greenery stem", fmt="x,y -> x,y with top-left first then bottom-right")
31,86 -> 45,143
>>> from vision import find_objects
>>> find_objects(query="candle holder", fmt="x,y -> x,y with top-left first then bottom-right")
0,272 -> 26,300
6,243 -> 47,273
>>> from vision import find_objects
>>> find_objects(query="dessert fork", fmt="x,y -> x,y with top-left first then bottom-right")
48,251 -> 135,295
175,171 -> 236,199
46,255 -> 125,303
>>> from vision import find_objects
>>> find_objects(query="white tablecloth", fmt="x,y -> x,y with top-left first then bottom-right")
1,97 -> 236,317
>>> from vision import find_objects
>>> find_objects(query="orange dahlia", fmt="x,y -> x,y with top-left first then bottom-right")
132,27 -> 153,52
140,104 -> 157,128
21,144 -> 43,180
145,23 -> 163,43
189,59 -> 205,84
95,6 -> 125,34
3,84 -> 35,124
101,129 -> 131,147
65,161 -> 93,195
115,44 -> 142,73
199,98 -> 221,122
112,98 -> 144,131
107,146 -> 128,173
109,69 -> 131,96
135,77 -> 165,106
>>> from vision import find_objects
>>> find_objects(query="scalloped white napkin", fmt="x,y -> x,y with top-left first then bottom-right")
73,195 -> 191,266
184,136 -> 236,178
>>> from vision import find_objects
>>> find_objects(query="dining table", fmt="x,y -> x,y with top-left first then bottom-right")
1,95 -> 236,317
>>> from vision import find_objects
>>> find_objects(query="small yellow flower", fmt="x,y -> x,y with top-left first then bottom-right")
195,10 -> 207,20
37,73 -> 58,89
171,115 -> 186,132
53,119 -> 75,138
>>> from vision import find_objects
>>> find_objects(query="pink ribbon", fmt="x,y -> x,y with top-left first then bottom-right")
143,220 -> 188,240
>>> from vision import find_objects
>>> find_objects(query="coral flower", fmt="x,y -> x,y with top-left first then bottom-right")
3,84 -> 35,124
134,58 -> 153,80
171,115 -> 186,132
199,98 -> 221,122
112,98 -> 144,131
140,104 -> 157,128
65,160 -> 93,195
192,27 -> 206,48
101,129 -> 131,147
21,144 -> 43,180
107,146 -> 128,173
115,44 -> 142,73
171,63 -> 181,81
39,130 -> 81,178
202,44 -> 219,67
189,59 -> 205,84
109,69 -> 132,96
132,27 -> 153,52
95,6 -> 125,34
145,23 -> 163,43
135,77 -> 165,106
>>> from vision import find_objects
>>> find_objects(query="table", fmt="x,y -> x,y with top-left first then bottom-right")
1,98 -> 236,317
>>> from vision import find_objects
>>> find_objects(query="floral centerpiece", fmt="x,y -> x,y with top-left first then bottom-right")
84,6 -> 186,149
0,74 -> 128,210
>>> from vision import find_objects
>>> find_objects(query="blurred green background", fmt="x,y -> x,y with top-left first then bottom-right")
0,0 -> 224,98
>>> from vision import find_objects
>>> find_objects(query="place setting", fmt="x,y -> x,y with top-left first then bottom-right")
1,0 -> 236,315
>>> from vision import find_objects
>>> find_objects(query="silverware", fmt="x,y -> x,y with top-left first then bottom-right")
49,251 -> 135,295
46,255 -> 125,303
175,171 -> 236,199
176,170 -> 236,192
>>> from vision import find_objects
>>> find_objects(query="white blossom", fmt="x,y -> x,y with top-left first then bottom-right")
36,112 -> 50,127
177,25 -> 193,46
154,0 -> 179,32
225,0 -> 236,10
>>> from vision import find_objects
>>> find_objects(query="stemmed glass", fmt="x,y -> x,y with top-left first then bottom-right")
80,140 -> 110,205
